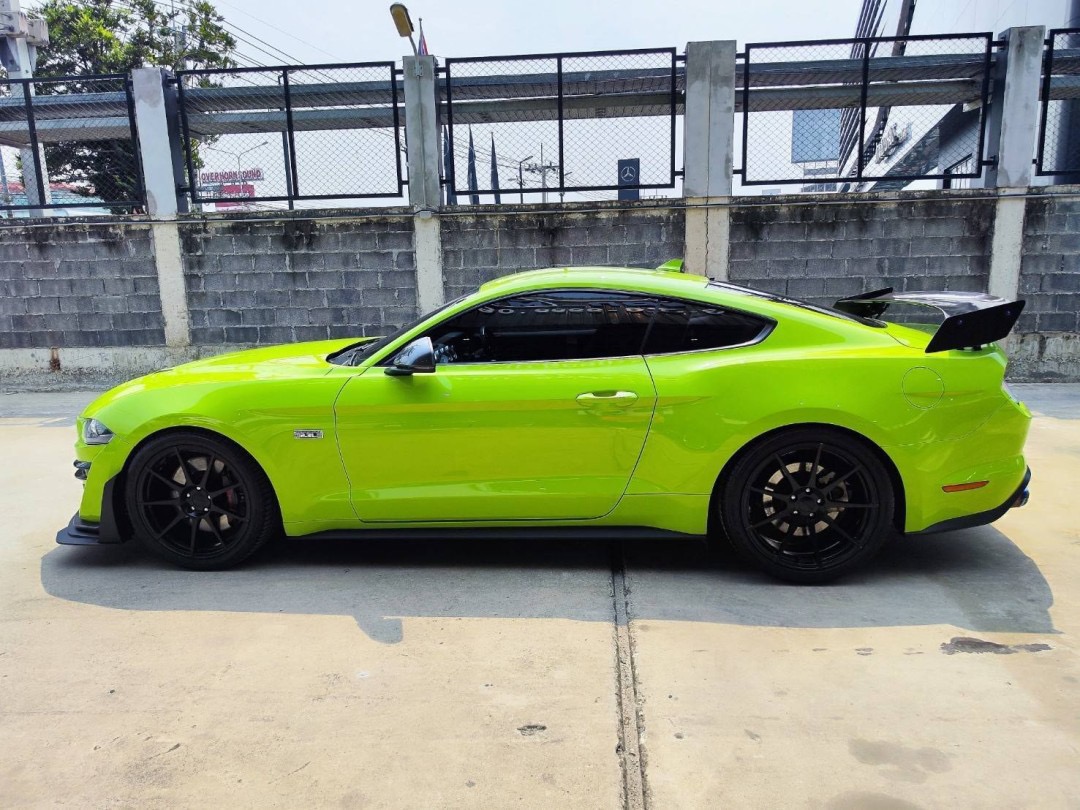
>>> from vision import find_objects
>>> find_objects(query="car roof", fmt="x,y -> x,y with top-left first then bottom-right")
479,266 -> 713,297
476,266 -> 881,334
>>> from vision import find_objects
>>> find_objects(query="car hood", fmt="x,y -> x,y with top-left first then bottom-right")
170,338 -> 369,374
81,338 -> 376,419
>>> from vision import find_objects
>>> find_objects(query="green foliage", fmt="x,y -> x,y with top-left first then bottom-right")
36,0 -> 236,78
30,0 -> 237,209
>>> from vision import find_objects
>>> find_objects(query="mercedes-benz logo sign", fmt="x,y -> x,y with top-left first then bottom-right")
620,165 -> 637,182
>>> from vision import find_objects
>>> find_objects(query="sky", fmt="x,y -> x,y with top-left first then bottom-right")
213,0 -> 867,66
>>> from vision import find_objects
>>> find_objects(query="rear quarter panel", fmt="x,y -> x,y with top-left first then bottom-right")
631,310 -> 1023,532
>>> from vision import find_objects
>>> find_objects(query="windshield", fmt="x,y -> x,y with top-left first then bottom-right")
327,295 -> 468,366
706,280 -> 884,327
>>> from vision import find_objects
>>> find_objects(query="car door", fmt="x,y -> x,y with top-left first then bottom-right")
335,289 -> 658,522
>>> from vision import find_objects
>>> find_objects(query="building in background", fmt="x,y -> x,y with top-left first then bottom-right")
846,0 -> 1078,190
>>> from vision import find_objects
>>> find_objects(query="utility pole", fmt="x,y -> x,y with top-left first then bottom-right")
0,0 -> 50,215
523,143 -> 560,204
516,154 -> 533,204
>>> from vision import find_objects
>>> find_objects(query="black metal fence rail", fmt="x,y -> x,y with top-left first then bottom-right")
737,33 -> 995,189
175,61 -> 404,207
0,73 -> 143,212
1036,29 -> 1080,178
442,48 -> 682,200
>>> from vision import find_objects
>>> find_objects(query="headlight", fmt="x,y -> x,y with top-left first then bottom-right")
83,418 -> 114,445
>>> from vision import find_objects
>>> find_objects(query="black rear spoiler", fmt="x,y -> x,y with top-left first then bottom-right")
834,288 -> 1026,353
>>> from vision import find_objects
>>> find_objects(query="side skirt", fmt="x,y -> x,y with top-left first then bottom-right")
302,526 -> 706,542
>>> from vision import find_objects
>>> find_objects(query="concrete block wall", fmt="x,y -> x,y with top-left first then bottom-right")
179,213 -> 418,345
1018,195 -> 1080,334
0,221 -> 163,348
440,205 -> 685,299
728,192 -> 996,305
0,192 -> 1077,380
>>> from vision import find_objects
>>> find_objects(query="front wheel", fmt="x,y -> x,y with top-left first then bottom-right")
718,428 -> 895,584
124,431 -> 280,570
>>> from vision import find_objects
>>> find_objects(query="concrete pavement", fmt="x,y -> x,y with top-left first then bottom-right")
0,385 -> 1077,808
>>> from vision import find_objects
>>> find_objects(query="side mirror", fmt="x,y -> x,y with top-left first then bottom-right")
385,336 -> 436,376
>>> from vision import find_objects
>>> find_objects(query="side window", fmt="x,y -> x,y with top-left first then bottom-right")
643,298 -> 770,355
424,290 -> 653,363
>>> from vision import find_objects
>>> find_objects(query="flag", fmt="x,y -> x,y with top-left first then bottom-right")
417,19 -> 429,55
467,126 -> 479,204
490,133 -> 502,204
443,127 -> 456,205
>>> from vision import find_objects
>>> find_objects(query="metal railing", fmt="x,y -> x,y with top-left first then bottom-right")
1036,29 -> 1080,178
737,33 -> 995,189
442,48 -> 682,200
5,29 -> 1080,220
0,73 -> 143,212
175,62 -> 405,207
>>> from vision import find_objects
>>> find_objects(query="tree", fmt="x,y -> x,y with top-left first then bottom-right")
29,0 -> 237,209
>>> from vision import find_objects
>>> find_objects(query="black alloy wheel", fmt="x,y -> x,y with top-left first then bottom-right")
124,431 -> 279,570
719,427 -> 894,583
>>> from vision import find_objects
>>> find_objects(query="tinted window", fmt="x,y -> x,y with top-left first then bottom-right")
424,290 -> 653,363
642,299 -> 769,354
706,279 -> 883,327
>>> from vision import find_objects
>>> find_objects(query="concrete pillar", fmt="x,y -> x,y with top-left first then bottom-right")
984,27 -> 1044,190
682,41 -> 736,278
132,68 -> 183,218
403,55 -> 441,209
413,213 -> 444,313
132,68 -> 191,346
150,222 -> 191,348
985,27 -> 1045,301
403,55 -> 445,309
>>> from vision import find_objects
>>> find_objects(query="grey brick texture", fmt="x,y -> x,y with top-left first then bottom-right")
1019,196 -> 1080,334
180,214 -> 417,345
728,193 -> 996,310
2,194 -> 1076,361
0,221 -> 163,348
439,206 -> 686,300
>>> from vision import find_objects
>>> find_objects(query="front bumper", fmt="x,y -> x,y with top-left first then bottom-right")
911,466 -> 1031,535
56,476 -> 125,545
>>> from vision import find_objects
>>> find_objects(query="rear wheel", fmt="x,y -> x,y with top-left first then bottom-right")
718,428 -> 894,583
124,431 -> 279,570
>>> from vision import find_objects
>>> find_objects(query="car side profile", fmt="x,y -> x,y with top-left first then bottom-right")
59,264 -> 1031,582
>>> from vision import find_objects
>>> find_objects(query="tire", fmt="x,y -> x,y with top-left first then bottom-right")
124,430 -> 280,570
718,427 -> 895,584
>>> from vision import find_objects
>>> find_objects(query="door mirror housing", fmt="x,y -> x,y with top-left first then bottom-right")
385,336 -> 436,376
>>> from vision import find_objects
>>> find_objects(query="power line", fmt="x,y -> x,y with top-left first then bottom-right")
212,0 -> 345,62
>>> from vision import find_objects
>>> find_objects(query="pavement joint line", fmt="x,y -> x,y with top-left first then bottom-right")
610,540 -> 648,810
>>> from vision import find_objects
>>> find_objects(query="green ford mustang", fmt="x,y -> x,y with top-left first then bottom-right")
59,264 -> 1032,582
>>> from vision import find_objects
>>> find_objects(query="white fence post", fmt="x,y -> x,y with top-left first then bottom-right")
682,40 -> 736,279
132,67 -> 190,347
403,55 -> 445,312
985,27 -> 1045,302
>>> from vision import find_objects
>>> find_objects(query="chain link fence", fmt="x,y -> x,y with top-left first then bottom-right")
0,73 -> 142,214
738,33 -> 993,191
176,62 -> 404,209
1036,29 -> 1080,178
442,49 -> 680,202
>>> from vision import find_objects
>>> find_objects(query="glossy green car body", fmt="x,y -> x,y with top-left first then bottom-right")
69,267 -> 1031,545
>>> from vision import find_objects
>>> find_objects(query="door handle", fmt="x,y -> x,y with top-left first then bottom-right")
576,390 -> 639,405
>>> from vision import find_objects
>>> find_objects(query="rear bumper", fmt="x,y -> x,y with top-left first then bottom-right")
910,466 -> 1030,535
